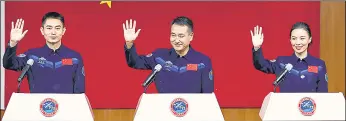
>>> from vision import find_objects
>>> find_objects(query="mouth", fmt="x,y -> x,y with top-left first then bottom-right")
50,36 -> 57,39
295,46 -> 303,50
173,43 -> 183,47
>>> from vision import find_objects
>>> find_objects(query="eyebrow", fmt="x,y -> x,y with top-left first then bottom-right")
45,25 -> 62,27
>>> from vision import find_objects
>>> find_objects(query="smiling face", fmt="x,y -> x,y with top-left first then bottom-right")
170,24 -> 193,52
290,28 -> 311,54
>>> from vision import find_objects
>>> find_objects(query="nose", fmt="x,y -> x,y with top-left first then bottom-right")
51,30 -> 57,35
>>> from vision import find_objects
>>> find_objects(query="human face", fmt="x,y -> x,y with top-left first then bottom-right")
40,18 -> 66,44
290,28 -> 311,54
170,24 -> 193,52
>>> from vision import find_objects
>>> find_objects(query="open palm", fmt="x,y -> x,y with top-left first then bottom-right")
250,25 -> 263,48
11,19 -> 28,43
123,19 -> 141,43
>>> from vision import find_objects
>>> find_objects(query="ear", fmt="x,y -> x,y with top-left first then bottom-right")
62,27 -> 66,35
189,32 -> 194,42
308,37 -> 312,44
40,27 -> 44,35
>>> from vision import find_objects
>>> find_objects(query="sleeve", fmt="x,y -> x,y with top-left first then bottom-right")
252,47 -> 279,74
2,43 -> 29,71
316,62 -> 328,92
124,44 -> 156,70
73,55 -> 85,93
201,58 -> 214,93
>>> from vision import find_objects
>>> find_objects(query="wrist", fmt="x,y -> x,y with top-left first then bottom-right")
254,46 -> 261,51
125,42 -> 133,49
9,40 -> 18,47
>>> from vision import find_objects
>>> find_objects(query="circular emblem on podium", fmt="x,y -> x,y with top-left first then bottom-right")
170,98 -> 188,117
40,98 -> 59,117
298,97 -> 316,116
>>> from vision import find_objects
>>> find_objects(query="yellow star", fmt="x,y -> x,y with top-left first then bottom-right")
100,1 -> 112,8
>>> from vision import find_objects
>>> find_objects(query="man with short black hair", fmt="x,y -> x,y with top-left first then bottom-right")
3,12 -> 85,93
123,16 -> 214,93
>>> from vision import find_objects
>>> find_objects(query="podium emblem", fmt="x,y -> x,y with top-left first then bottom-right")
298,97 -> 316,116
170,98 -> 188,117
40,98 -> 59,117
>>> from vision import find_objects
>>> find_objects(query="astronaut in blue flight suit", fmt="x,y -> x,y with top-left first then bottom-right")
123,17 -> 214,93
2,12 -> 85,93
250,22 -> 328,92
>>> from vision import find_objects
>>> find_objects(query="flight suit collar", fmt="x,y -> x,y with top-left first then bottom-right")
291,53 -> 312,64
43,43 -> 66,56
169,45 -> 195,61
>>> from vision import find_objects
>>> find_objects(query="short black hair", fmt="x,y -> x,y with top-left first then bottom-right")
290,22 -> 312,45
171,16 -> 193,33
42,12 -> 65,27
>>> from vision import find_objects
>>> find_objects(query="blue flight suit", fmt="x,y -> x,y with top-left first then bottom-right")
125,44 -> 214,93
2,43 -> 85,93
253,48 -> 328,92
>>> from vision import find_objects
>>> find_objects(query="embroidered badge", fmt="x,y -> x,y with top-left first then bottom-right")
308,66 -> 318,73
38,57 -> 46,65
62,58 -> 73,65
82,66 -> 85,76
146,53 -> 153,57
209,70 -> 213,80
270,59 -> 276,62
325,73 -> 328,82
17,54 -> 26,57
186,64 -> 198,71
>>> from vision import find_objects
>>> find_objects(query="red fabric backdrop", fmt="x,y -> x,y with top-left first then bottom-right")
3,1 -> 320,108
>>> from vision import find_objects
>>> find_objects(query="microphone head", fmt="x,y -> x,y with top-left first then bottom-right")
154,64 -> 162,71
27,59 -> 34,66
285,63 -> 293,71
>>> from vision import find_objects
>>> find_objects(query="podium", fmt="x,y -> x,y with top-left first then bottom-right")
1,92 -> 94,121
260,92 -> 345,121
134,93 -> 225,121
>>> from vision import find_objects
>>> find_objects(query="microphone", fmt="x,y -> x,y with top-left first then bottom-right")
273,63 -> 293,86
142,64 -> 162,87
17,59 -> 34,83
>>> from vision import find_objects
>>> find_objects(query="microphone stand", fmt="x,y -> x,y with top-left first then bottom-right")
143,76 -> 156,93
17,78 -> 24,93
273,77 -> 285,93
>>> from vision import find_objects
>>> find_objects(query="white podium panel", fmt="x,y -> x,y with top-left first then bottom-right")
260,92 -> 345,121
134,93 -> 225,121
2,92 -> 94,121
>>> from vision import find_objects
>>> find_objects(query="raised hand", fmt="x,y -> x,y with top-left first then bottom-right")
123,19 -> 141,49
250,25 -> 263,50
10,19 -> 28,47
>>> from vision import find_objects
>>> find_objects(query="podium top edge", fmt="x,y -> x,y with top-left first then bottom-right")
12,92 -> 86,95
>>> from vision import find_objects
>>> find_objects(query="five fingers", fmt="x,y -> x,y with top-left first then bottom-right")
12,19 -> 25,30
251,25 -> 263,37
123,19 -> 137,30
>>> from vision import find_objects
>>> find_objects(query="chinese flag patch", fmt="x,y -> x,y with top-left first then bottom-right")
308,66 -> 318,73
62,58 -> 73,65
187,64 -> 198,71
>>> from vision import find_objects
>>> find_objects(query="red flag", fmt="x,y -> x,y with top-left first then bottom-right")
62,58 -> 73,65
187,64 -> 198,71
308,66 -> 318,73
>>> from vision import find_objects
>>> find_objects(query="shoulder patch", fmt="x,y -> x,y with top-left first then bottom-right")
270,59 -> 276,62
325,73 -> 328,82
82,66 -> 85,76
209,70 -> 213,80
17,54 -> 26,57
146,53 -> 153,57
